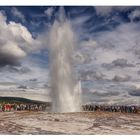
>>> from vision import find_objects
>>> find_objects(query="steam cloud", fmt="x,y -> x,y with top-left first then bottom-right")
0,12 -> 34,67
48,7 -> 81,112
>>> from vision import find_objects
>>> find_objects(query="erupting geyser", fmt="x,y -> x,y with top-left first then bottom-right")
48,7 -> 82,112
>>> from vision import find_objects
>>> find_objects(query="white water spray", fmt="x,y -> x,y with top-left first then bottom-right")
48,7 -> 81,112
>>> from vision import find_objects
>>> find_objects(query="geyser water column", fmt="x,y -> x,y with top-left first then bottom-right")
48,7 -> 81,112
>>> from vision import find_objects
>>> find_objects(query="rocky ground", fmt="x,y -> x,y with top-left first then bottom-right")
0,111 -> 140,135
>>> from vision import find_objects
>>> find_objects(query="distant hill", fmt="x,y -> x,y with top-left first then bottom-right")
0,96 -> 51,106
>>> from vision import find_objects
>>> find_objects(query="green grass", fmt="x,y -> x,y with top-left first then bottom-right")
0,96 -> 51,105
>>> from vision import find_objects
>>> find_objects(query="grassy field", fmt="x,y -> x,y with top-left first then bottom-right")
0,96 -> 51,106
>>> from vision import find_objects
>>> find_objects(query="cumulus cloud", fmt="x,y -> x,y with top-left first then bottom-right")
95,6 -> 133,16
95,6 -> 114,16
79,70 -> 105,81
73,16 -> 140,102
112,75 -> 131,82
44,7 -> 55,18
102,58 -> 135,69
11,7 -> 25,22
112,58 -> 134,67
91,90 -> 121,97
73,39 -> 98,65
0,65 -> 31,74
137,70 -> 140,75
79,23 -> 140,67
0,11 -> 35,67
78,22 -> 140,80
29,78 -> 37,82
81,39 -> 97,48
129,88 -> 140,96
74,51 -> 92,64
0,56 -> 49,86
18,85 -> 28,89
0,41 -> 26,66
1,6 -> 140,104
128,9 -> 140,22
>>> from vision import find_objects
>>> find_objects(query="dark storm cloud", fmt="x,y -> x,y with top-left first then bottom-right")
129,89 -> 140,96
137,70 -> 140,75
0,11 -> 35,68
112,59 -> 134,67
112,75 -> 131,82
134,49 -> 140,57
29,78 -> 37,82
0,54 -> 21,67
18,85 -> 28,89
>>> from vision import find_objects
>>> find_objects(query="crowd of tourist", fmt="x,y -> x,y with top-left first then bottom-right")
82,104 -> 139,113
0,103 -> 139,113
0,103 -> 47,112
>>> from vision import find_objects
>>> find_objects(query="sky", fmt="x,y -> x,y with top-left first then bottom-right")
0,6 -> 140,104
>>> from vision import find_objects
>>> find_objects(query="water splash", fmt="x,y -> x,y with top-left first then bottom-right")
48,7 -> 81,112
